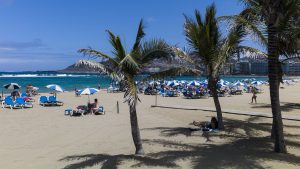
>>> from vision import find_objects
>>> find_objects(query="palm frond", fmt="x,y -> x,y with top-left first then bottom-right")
123,75 -> 140,109
171,47 -> 196,65
140,39 -> 174,64
120,54 -> 140,73
238,46 -> 267,59
132,19 -> 146,52
106,30 -> 127,61
220,14 -> 267,46
75,60 -> 121,80
78,48 -> 118,66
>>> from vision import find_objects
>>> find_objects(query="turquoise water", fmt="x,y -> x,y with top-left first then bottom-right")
0,72 -> 269,93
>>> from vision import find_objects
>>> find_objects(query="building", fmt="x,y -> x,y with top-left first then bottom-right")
250,62 -> 268,75
233,62 -> 251,74
286,62 -> 300,75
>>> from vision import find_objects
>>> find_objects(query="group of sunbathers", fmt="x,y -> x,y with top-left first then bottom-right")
71,98 -> 105,116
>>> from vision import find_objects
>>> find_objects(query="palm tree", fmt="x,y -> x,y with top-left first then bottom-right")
77,20 -> 174,155
225,0 -> 300,153
183,4 -> 250,129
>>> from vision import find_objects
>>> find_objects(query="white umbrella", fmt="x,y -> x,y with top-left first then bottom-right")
78,88 -> 99,102
233,81 -> 244,86
46,84 -> 64,92
167,80 -> 179,86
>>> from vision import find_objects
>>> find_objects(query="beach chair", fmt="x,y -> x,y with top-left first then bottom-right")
39,96 -> 50,106
48,96 -> 64,106
16,97 -> 33,108
21,93 -> 35,102
94,106 -> 105,115
2,97 -> 21,109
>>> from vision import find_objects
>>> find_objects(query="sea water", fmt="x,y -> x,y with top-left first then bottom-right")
0,72 -> 269,93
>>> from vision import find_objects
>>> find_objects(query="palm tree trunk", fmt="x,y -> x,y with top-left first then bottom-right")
129,106 -> 144,155
268,24 -> 287,153
208,76 -> 224,129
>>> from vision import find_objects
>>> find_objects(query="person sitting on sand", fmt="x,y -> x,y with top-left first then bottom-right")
192,117 -> 218,131
88,98 -> 99,114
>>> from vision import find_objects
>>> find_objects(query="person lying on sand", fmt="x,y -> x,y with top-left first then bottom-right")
192,117 -> 219,131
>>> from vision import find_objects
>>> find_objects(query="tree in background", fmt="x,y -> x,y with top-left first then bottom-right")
77,20 -> 174,155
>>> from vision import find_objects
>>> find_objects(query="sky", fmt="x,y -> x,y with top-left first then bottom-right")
0,0 -> 245,72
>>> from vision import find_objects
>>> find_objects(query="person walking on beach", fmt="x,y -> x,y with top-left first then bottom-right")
251,86 -> 257,104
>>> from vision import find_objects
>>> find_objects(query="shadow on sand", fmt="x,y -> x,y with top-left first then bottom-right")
60,117 -> 300,169
251,102 -> 300,112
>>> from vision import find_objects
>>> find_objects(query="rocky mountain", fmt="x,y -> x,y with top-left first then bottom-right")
59,57 -> 195,74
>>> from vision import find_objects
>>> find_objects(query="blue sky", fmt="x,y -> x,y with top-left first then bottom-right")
0,0 -> 244,72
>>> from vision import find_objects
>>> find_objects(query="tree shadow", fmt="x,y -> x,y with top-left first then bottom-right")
60,117 -> 300,169
143,127 -> 194,137
251,102 -> 300,112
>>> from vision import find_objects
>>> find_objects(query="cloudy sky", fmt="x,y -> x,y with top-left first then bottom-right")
0,0 -> 243,71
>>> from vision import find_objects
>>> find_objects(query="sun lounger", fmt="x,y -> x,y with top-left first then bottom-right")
94,106 -> 105,115
2,97 -> 22,109
39,96 -> 50,106
48,96 -> 64,106
16,97 -> 33,108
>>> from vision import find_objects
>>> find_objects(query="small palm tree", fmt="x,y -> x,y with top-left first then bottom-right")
77,20 -> 174,155
183,4 -> 251,129
224,0 -> 300,153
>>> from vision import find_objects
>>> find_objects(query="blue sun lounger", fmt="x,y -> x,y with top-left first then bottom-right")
2,97 -> 21,109
16,98 -> 33,108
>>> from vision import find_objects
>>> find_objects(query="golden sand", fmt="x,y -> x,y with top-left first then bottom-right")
0,83 -> 299,169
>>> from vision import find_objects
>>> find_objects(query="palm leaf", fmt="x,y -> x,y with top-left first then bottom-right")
78,48 -> 119,66
106,30 -> 127,61
140,39 -> 174,64
120,54 -> 140,73
132,19 -> 146,52
123,74 -> 140,108
75,60 -> 121,80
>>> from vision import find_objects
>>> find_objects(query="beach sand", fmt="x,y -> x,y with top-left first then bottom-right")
0,83 -> 300,169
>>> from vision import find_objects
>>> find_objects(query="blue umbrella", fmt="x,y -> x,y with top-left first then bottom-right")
188,80 -> 200,86
167,80 -> 179,86
251,81 -> 263,86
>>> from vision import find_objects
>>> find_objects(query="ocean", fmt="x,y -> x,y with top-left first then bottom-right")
0,72 -> 270,93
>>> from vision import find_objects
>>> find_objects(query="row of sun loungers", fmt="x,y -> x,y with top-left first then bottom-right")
1,96 -> 33,109
39,96 -> 64,106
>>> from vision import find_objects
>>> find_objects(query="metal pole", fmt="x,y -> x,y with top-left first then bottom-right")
155,94 -> 157,106
117,101 -> 119,114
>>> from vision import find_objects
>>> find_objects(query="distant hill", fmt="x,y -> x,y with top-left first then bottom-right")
59,57 -> 194,74
58,63 -> 101,74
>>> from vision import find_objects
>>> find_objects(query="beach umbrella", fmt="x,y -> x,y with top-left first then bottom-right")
233,81 -> 244,86
251,81 -> 263,86
3,83 -> 21,90
188,80 -> 200,86
46,84 -> 64,92
179,80 -> 188,85
167,80 -> 179,87
32,87 -> 39,91
200,80 -> 208,85
78,88 -> 99,102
